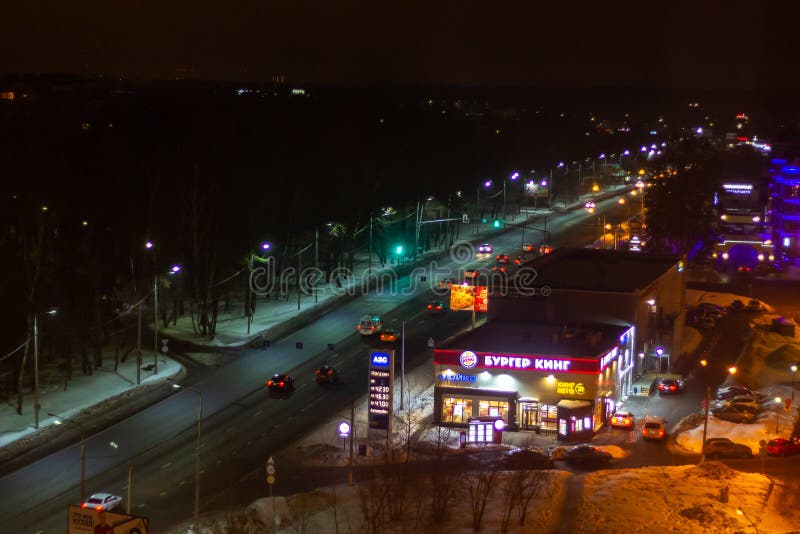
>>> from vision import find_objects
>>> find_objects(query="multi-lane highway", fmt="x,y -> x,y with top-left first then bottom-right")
0,195 -> 636,531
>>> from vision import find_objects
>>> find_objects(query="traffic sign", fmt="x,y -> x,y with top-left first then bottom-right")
267,475 -> 275,485
427,337 -> 435,348
266,465 -> 276,475
161,338 -> 169,353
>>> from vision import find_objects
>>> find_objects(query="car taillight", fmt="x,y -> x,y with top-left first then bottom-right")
278,382 -> 284,387
267,380 -> 273,386
370,326 -> 375,330
670,385 -> 676,390
81,503 -> 88,508
658,430 -> 664,437
327,370 -> 332,375
96,506 -> 103,510
427,305 -> 432,309
436,305 -> 442,310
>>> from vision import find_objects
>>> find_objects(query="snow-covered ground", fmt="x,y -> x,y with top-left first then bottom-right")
575,462 -> 792,533
0,354 -> 183,450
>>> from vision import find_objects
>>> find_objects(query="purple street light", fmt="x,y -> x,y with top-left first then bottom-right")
640,146 -> 647,152
540,180 -> 548,187
510,171 -> 520,181
145,241 -> 153,250
599,153 -> 606,159
623,149 -> 631,156
171,265 -> 181,273
261,242 -> 271,251
483,179 -> 493,189
557,161 -> 565,168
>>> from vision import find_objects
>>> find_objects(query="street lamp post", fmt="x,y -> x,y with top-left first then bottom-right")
50,413 -> 86,504
775,397 -> 782,434
736,507 -> 760,534
791,364 -> 798,404
146,241 -> 159,375
170,381 -> 203,533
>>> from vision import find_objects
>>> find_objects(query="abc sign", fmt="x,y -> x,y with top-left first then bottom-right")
371,352 -> 390,367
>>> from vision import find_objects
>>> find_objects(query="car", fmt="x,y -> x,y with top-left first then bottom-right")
426,300 -> 446,314
562,445 -> 612,466
610,411 -> 635,429
697,304 -> 725,320
513,256 -> 524,265
657,378 -> 685,394
266,373 -> 295,396
315,363 -> 339,384
464,269 -> 480,279
746,299 -> 763,312
766,437 -> 800,457
730,299 -> 745,312
716,385 -> 754,399
379,330 -> 401,343
81,493 -> 122,511
491,265 -> 507,273
711,395 -> 760,411
641,416 -> 667,440
500,448 -> 554,470
703,438 -> 753,459
438,277 -> 456,289
357,314 -> 383,335
522,243 -> 534,253
477,243 -> 493,253
496,253 -> 509,264
711,405 -> 757,424
697,316 -> 716,329
539,244 -> 552,255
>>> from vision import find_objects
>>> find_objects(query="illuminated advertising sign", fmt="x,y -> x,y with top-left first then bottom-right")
435,350 -> 601,374
599,348 -> 618,371
368,351 -> 394,432
438,372 -> 477,383
722,183 -> 753,195
556,381 -> 587,397
449,285 -> 488,312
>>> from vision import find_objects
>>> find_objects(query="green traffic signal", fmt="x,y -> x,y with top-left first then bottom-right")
395,245 -> 404,255
481,217 -> 488,224
493,220 -> 502,228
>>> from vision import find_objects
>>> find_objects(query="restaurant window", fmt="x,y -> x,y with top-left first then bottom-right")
541,403 -> 558,430
442,397 -> 472,423
478,399 -> 509,421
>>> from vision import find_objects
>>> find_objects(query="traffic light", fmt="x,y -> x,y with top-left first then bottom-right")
481,217 -> 488,224
493,220 -> 502,228
395,245 -> 404,255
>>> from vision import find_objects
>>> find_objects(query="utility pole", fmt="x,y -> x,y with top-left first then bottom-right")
33,315 -> 39,429
475,187 -> 479,235
401,320 -> 406,410
154,272 -> 159,375
137,304 -> 141,385
348,398 -> 355,485
315,226 -> 320,304
297,246 -> 302,311
368,214 -> 372,278
700,385 -> 710,462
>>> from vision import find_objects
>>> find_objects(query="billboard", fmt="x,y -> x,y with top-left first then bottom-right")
67,505 -> 149,534
368,350 -> 394,432
449,285 -> 488,312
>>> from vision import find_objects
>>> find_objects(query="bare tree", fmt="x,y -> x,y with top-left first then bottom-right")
515,470 -> 546,527
465,467 -> 498,531
392,376 -> 432,462
499,473 -> 517,533
357,466 -> 388,534
428,445 -> 459,525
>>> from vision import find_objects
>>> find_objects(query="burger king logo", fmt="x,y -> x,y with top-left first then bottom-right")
459,350 -> 478,368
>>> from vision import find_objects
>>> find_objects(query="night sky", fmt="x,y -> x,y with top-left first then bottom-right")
1,2 -> 795,89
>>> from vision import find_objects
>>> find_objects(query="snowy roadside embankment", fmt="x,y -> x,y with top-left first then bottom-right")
574,463 -> 774,534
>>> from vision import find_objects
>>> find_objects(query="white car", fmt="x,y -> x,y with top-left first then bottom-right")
356,314 -> 382,336
81,492 -> 122,511
641,416 -> 667,440
477,243 -> 493,254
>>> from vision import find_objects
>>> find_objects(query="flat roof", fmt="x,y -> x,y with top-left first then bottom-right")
512,247 -> 680,293
444,321 -> 627,358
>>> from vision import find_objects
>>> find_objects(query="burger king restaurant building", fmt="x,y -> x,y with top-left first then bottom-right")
433,322 -> 634,442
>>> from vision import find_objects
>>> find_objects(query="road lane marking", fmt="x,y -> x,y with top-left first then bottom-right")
160,462 -> 172,470
160,491 -> 167,497
254,410 -> 262,417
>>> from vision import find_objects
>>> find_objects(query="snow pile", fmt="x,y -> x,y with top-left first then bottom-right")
574,463 -> 771,534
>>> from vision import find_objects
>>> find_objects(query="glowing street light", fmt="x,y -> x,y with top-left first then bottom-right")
170,264 -> 181,274
261,242 -> 271,251
145,241 -> 153,250
510,171 -> 520,181
483,179 -> 493,189
729,366 -> 737,375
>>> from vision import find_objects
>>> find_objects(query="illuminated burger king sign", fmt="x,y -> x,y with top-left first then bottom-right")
459,351 -> 478,368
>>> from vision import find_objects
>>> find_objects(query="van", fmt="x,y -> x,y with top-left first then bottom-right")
356,314 -> 383,336
641,416 -> 667,440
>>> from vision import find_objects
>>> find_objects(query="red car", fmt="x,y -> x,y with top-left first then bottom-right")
766,438 -> 800,457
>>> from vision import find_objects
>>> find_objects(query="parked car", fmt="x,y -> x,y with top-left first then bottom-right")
747,299 -> 763,312
500,448 -> 554,470
729,299 -> 745,312
766,437 -> 800,457
315,364 -> 339,385
703,438 -> 753,459
610,411 -> 635,429
379,330 -> 401,343
716,385 -> 754,400
426,300 -> 446,314
81,493 -> 122,511
711,405 -> 757,424
561,445 -> 612,466
697,316 -> 716,330
477,243 -> 493,253
657,378 -> 685,394
641,416 -> 668,440
266,373 -> 295,396
357,314 -> 383,335
711,395 -> 760,412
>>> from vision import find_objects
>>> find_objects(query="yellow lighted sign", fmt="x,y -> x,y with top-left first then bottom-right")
557,381 -> 586,397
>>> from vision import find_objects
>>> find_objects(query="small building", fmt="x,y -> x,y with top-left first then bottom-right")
433,321 -> 634,442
